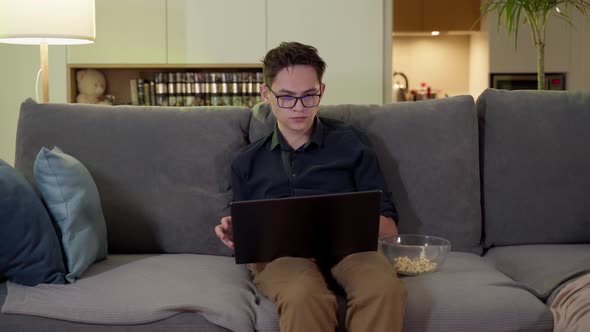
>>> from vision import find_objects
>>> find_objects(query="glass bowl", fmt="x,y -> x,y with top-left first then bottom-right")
379,234 -> 451,276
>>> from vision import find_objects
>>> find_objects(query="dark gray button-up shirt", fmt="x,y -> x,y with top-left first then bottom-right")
231,116 -> 398,222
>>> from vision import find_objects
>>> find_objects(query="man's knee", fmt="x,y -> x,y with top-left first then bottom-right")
382,275 -> 407,303
359,272 -> 406,304
276,278 -> 338,314
278,277 -> 337,308
336,252 -> 407,305
256,257 -> 338,310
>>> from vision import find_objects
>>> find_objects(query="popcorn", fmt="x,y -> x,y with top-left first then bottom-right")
393,256 -> 438,275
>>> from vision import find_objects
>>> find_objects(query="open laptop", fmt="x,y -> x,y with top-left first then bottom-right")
230,190 -> 382,264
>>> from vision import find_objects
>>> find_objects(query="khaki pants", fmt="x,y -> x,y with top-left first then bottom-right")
248,251 -> 407,332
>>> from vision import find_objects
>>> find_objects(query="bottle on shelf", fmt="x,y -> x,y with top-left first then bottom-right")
175,72 -> 185,106
240,73 -> 249,108
167,73 -> 177,106
137,78 -> 145,105
220,73 -> 232,106
244,73 -> 251,108
209,72 -> 221,106
155,72 -> 168,106
255,72 -> 263,105
231,73 -> 242,107
204,73 -> 210,106
149,81 -> 156,106
193,72 -> 204,106
130,79 -> 139,105
185,72 -> 195,106
143,80 -> 151,106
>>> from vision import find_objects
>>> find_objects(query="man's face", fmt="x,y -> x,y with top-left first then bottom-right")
261,65 -> 325,136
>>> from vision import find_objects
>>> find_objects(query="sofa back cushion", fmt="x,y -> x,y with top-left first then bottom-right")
477,89 -> 590,248
16,99 -> 251,256
250,96 -> 483,254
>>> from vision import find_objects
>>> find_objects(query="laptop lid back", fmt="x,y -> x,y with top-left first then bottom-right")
230,190 -> 381,264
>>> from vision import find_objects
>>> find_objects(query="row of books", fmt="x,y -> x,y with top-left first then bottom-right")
129,71 -> 264,107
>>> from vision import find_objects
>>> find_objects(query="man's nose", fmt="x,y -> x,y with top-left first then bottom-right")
292,98 -> 305,112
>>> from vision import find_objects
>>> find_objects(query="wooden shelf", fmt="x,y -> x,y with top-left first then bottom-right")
67,64 -> 263,105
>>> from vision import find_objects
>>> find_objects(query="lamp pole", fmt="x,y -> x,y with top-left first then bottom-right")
40,41 -> 49,103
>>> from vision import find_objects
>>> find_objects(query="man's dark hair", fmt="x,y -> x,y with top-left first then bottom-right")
262,42 -> 327,87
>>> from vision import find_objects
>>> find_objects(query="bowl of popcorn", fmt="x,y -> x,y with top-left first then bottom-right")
379,234 -> 451,276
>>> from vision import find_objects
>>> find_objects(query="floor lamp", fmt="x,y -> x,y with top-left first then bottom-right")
0,0 -> 96,103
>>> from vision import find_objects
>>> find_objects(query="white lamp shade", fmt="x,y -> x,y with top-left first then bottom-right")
0,0 -> 95,45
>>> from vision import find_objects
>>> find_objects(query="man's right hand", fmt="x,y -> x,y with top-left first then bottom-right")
215,216 -> 234,250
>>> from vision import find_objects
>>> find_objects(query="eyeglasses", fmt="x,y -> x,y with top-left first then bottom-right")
267,87 -> 322,108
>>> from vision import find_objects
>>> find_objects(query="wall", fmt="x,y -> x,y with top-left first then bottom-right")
468,32 -> 489,97
569,11 -> 590,91
0,45 -> 67,165
392,35 -> 471,98
488,10 -> 571,73
267,0 -> 386,105
468,8 -> 489,98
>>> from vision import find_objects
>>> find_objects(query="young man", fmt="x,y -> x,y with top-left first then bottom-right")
215,42 -> 406,332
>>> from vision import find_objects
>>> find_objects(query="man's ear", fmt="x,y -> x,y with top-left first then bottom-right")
320,83 -> 326,96
260,84 -> 270,103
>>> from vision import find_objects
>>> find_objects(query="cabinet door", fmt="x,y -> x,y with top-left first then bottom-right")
167,0 -> 266,64
267,0 -> 385,105
68,0 -> 167,64
393,0 -> 423,32
393,0 -> 480,32
422,0 -> 480,31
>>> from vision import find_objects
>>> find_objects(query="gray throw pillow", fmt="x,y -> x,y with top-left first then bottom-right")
34,147 -> 108,283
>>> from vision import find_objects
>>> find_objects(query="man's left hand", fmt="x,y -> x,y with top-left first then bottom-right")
378,216 -> 398,237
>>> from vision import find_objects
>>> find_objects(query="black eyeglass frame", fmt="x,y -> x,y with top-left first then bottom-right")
267,86 -> 323,108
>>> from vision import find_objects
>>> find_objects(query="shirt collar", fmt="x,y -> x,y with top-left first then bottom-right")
270,116 -> 325,151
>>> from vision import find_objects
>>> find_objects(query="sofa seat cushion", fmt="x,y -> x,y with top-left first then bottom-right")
0,255 -> 554,332
249,97 -> 483,255
484,244 -> 590,300
403,252 -> 553,332
0,281 -> 230,332
1,254 -> 278,332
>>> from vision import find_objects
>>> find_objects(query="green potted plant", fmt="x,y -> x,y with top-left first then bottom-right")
481,0 -> 590,89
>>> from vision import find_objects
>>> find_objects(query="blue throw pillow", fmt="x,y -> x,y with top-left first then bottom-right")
34,147 -> 108,283
0,159 -> 67,286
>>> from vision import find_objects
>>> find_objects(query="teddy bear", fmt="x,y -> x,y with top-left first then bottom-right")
76,69 -> 112,105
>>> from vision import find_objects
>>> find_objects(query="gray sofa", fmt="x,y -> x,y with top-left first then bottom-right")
1,88 -> 589,331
